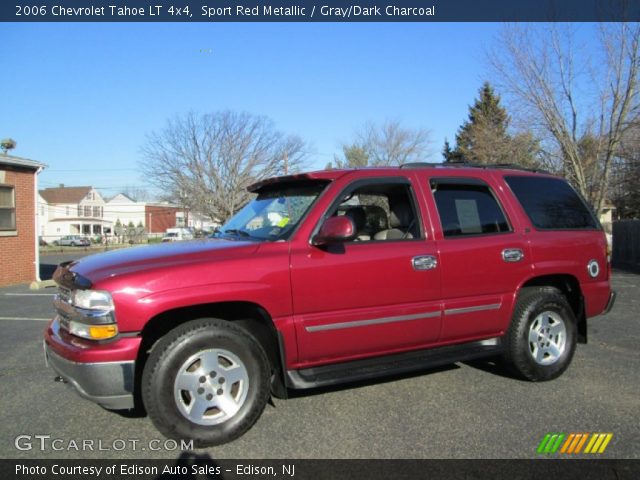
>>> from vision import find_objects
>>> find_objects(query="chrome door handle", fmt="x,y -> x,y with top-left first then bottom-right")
412,255 -> 438,270
502,248 -> 524,262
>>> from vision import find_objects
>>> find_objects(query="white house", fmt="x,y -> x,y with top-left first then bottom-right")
39,185 -> 111,242
104,193 -> 147,229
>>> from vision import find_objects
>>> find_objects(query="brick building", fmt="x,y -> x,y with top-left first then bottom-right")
104,194 -> 186,234
145,203 -> 185,233
0,154 -> 45,287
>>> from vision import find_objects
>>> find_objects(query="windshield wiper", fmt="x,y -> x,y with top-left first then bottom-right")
222,228 -> 252,238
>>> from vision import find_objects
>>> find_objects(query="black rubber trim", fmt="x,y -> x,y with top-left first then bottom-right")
604,291 -> 617,314
274,331 -> 290,398
53,261 -> 92,290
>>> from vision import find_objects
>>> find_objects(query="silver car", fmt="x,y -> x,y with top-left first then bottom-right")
56,235 -> 90,247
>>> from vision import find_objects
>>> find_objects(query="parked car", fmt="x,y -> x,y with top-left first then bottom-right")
55,235 -> 90,247
161,228 -> 194,242
45,163 -> 615,447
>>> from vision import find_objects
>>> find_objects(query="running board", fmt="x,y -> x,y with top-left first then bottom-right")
285,338 -> 504,390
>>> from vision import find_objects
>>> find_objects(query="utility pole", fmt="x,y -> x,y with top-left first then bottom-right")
284,150 -> 288,175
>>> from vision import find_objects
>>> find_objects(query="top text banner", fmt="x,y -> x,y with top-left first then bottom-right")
3,0 -> 640,22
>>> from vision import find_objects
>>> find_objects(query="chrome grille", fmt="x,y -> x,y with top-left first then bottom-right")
58,286 -> 72,304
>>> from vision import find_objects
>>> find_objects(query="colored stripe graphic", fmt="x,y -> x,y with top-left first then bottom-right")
574,433 -> 589,453
539,433 -> 613,454
537,433 -> 565,454
584,433 -> 613,454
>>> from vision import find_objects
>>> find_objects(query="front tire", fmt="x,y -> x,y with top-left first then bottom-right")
505,287 -> 577,381
142,318 -> 271,447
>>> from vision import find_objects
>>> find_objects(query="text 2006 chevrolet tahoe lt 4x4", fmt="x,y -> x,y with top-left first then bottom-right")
45,163 -> 615,446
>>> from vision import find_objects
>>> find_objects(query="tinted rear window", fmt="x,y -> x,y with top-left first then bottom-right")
505,176 -> 598,230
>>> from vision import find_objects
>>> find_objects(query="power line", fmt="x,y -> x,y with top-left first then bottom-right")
45,168 -> 139,172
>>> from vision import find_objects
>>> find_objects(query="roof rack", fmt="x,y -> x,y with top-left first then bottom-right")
399,162 -> 551,174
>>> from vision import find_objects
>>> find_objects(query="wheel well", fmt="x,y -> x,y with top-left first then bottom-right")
520,274 -> 587,343
133,302 -> 286,411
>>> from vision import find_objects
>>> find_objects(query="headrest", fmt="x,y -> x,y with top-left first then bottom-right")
390,202 -> 412,228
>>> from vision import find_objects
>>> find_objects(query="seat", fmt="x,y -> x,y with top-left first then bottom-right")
343,207 -> 370,241
373,202 -> 415,240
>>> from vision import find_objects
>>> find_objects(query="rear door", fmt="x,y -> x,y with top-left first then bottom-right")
424,175 -> 532,342
289,175 -> 442,367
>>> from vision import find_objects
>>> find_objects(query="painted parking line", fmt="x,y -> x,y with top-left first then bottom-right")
3,293 -> 55,296
0,317 -> 50,321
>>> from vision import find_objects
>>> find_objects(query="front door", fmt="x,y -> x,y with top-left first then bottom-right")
290,178 -> 442,367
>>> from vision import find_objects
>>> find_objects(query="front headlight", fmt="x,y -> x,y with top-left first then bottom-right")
72,290 -> 114,311
61,289 -> 118,340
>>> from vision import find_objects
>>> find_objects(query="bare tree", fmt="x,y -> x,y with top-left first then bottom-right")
120,186 -> 152,202
611,123 -> 640,219
140,111 -> 308,223
490,23 -> 640,216
333,120 -> 432,168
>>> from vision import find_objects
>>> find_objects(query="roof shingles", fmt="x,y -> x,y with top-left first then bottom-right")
39,186 -> 92,204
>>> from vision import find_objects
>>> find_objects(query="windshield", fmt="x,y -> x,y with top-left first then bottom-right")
214,182 -> 328,241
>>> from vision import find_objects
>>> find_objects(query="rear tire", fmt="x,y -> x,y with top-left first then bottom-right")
142,318 -> 271,446
505,287 -> 577,381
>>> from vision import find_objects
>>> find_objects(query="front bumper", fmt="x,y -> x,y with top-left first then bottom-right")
44,339 -> 135,410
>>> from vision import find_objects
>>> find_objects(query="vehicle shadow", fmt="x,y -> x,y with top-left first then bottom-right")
462,356 -> 523,381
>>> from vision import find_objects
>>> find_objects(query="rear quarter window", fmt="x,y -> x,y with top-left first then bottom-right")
505,176 -> 599,230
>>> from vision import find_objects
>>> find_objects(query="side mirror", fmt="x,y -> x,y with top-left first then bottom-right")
312,216 -> 356,246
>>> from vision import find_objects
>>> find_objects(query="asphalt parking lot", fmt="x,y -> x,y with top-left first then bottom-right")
1,253 -> 638,459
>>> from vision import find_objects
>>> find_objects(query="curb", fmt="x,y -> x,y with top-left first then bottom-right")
30,280 -> 56,290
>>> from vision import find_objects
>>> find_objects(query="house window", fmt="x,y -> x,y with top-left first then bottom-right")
93,206 -> 101,218
0,185 -> 16,230
84,206 -> 91,217
77,205 -> 82,216
65,206 -> 70,216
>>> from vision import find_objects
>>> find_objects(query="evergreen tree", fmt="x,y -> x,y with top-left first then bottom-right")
331,144 -> 369,169
0,138 -> 16,154
448,82 -> 540,167
442,138 -> 462,163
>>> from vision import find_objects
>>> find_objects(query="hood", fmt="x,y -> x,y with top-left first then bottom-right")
65,238 -> 260,286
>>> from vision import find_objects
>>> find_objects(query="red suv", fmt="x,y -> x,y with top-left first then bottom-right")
44,164 -> 615,446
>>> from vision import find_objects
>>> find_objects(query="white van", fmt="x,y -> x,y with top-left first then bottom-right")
161,228 -> 194,242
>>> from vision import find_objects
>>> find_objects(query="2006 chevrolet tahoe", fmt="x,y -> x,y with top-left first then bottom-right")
44,163 -> 616,446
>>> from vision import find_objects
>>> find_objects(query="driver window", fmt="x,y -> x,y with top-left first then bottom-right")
329,182 -> 422,241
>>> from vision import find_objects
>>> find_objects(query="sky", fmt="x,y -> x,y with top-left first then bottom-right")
0,22 -> 581,198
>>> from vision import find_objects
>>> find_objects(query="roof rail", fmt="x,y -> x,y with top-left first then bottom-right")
400,161 -> 551,174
